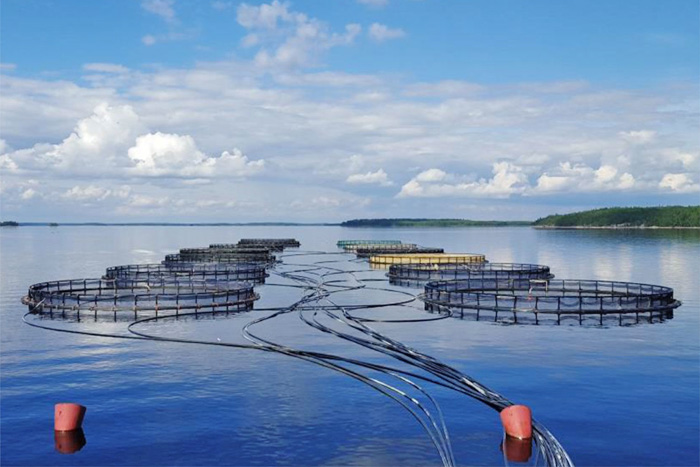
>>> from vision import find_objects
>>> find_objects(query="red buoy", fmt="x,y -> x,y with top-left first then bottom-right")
54,403 -> 86,432
500,405 -> 532,439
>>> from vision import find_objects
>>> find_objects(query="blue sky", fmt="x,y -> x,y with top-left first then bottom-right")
0,0 -> 698,222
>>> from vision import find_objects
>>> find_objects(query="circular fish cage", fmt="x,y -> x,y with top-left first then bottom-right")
104,263 -> 268,284
421,278 -> 681,325
167,251 -> 276,264
180,247 -> 272,255
21,278 -> 259,319
356,246 -> 444,258
370,253 -> 487,267
210,243 -> 284,252
388,262 -> 553,286
238,238 -> 301,248
337,240 -> 402,249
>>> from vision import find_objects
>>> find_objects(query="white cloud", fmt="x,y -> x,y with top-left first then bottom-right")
20,188 -> 38,200
211,1 -> 233,10
398,162 -> 528,198
83,63 -> 130,74
415,168 -> 447,183
237,1 -> 361,68
659,173 -> 700,193
346,168 -> 393,186
368,23 -> 406,42
142,35 -> 157,46
533,163 -> 637,194
141,0 -> 177,23
62,185 -> 131,201
619,130 -> 656,144
0,63 -> 17,71
128,133 -> 265,177
2,104 -> 265,180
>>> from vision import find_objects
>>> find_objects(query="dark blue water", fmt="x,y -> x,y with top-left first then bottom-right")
1,226 -> 698,466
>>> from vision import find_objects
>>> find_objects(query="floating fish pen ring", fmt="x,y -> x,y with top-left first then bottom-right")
238,238 -> 301,248
389,262 -> 553,283
370,253 -> 487,266
21,278 -> 259,318
211,243 -> 284,252
355,246 -> 445,257
104,263 -> 268,284
337,240 -> 401,248
165,252 -> 276,264
421,278 -> 681,325
180,247 -> 272,255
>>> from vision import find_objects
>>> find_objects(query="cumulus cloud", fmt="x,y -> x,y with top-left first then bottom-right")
129,133 -> 264,177
533,163 -> 636,194
237,1 -> 361,68
659,173 -> 699,193
2,104 -> 265,180
398,162 -> 528,198
368,23 -> 406,42
346,168 -> 393,186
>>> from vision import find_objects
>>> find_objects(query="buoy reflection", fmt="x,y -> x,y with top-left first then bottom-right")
54,428 -> 86,454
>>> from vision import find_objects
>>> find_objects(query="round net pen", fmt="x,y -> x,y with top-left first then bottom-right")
104,263 -> 268,284
21,278 -> 259,321
237,238 -> 301,248
370,253 -> 487,267
388,262 -> 553,287
337,240 -> 401,249
355,246 -> 444,258
166,251 -> 276,264
211,243 -> 284,252
180,247 -> 272,255
421,278 -> 681,325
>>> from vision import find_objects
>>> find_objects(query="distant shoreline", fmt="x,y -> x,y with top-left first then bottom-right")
534,226 -> 700,230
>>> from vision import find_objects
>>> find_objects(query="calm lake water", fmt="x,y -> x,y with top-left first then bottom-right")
1,226 -> 698,466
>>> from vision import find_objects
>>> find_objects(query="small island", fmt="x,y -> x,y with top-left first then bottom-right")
533,206 -> 700,229
0,221 -> 20,227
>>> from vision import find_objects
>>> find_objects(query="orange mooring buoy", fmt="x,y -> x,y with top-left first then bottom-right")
54,403 -> 86,432
500,405 -> 532,439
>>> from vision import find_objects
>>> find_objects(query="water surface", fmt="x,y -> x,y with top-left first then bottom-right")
1,226 -> 698,465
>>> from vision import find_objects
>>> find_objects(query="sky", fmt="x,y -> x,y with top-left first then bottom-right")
0,0 -> 698,222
